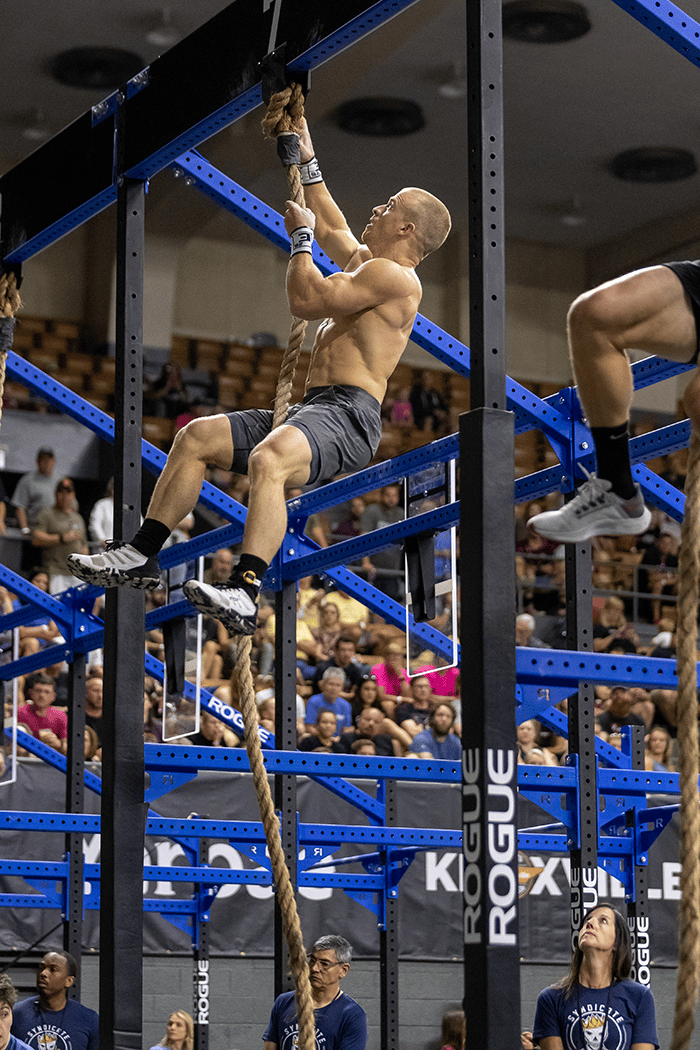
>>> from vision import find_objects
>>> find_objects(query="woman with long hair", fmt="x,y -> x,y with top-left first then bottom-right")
533,905 -> 657,1049
439,1009 -> 465,1050
148,1011 -> 194,1050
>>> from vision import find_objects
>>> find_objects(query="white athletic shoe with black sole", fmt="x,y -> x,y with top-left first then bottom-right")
528,471 -> 651,543
183,577 -> 259,636
68,542 -> 161,589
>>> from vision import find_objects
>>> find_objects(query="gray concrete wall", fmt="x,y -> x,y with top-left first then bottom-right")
67,955 -> 684,1050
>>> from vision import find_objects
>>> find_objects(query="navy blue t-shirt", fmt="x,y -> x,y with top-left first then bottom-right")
263,990 -> 367,1050
533,980 -> 658,1049
12,997 -> 99,1050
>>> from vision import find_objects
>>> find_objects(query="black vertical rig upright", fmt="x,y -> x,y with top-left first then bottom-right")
380,781 -> 399,1050
99,96 -> 147,1050
273,580 -> 302,996
64,653 -> 86,995
564,544 -> 599,944
461,0 -> 520,1046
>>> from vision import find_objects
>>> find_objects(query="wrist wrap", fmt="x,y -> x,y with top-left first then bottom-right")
289,226 -> 314,256
299,156 -> 323,185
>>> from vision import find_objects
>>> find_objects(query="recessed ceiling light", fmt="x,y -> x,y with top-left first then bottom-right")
609,147 -> 697,183
334,98 -> 424,137
503,0 -> 591,43
50,47 -> 145,90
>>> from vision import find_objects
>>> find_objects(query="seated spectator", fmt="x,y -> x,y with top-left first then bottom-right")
395,676 -> 434,739
409,370 -> 449,434
203,548 -> 234,586
517,719 -> 557,766
146,363 -> 190,419
84,726 -> 101,761
410,703 -> 461,760
371,643 -> 411,713
186,710 -> 240,748
515,613 -> 547,649
352,739 -> 377,756
389,386 -> 413,426
411,655 -> 460,699
265,590 -> 323,682
331,497 -> 366,540
597,686 -> 646,741
638,529 -> 679,623
312,601 -> 344,662
298,710 -> 345,752
84,676 -> 104,745
89,478 -> 115,548
257,697 -> 275,735
337,707 -> 398,757
16,569 -> 62,655
360,485 -> 404,601
305,667 -> 353,735
351,675 -> 387,722
645,724 -> 675,771
17,672 -> 67,753
311,636 -> 371,701
593,596 -> 639,653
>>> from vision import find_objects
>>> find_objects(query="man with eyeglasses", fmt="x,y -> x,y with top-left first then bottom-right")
32,477 -> 88,594
263,934 -> 367,1050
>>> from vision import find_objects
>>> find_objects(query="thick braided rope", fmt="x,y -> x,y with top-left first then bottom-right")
262,85 -> 310,429
670,427 -> 700,1050
231,638 -> 315,1047
0,271 -> 22,430
227,84 -> 315,1050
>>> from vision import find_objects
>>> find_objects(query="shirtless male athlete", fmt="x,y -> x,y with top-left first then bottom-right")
528,260 -> 700,543
69,118 -> 451,634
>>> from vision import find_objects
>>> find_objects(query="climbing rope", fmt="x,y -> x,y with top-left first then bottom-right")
0,270 -> 22,429
261,82 -> 310,427
670,427 -> 700,1050
230,83 -> 315,1050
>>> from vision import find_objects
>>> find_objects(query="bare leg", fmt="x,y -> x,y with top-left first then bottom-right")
569,265 -> 696,426
146,415 -> 235,531
240,424 -> 313,563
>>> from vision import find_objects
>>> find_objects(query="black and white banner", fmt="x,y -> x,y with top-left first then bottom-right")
0,762 -> 684,963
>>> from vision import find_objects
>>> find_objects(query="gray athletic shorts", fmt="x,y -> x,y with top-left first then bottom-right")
226,384 -> 383,485
664,260 -> 700,364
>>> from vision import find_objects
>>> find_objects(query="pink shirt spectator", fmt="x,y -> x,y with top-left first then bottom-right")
17,703 -> 68,741
371,661 -> 410,697
415,665 -> 459,696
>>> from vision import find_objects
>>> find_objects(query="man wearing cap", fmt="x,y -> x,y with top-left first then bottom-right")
11,448 -> 56,533
32,477 -> 88,593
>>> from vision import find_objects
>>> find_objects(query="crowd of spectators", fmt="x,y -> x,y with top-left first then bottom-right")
0,437 -> 691,777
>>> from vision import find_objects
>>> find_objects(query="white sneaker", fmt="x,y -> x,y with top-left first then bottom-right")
68,543 -> 161,589
528,472 -> 652,543
183,576 -> 259,636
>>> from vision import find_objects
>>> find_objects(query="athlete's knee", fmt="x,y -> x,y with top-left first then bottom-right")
568,286 -> 620,340
172,414 -> 229,461
248,439 -> 289,482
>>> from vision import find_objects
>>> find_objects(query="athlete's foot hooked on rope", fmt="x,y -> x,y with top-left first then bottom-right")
527,470 -> 651,543
68,543 -> 161,589
183,571 -> 260,636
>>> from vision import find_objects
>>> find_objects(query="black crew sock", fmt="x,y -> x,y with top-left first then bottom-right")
591,423 -> 636,500
130,518 -> 172,557
233,554 -> 268,601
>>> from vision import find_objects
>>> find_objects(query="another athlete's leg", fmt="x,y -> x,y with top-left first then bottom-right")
184,425 -> 313,635
69,416 -> 234,588
530,266 -> 696,542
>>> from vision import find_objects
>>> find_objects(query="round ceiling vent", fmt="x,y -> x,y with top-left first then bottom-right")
503,0 -> 591,43
334,98 -> 425,137
609,146 -> 697,183
50,47 -> 145,90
